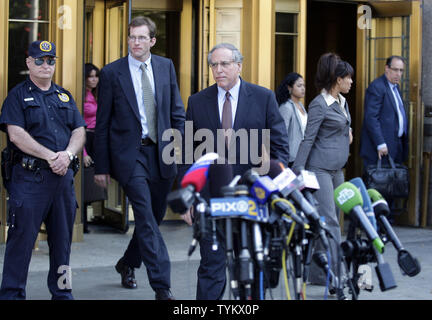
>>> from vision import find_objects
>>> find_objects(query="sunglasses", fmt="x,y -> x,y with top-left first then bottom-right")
33,57 -> 56,66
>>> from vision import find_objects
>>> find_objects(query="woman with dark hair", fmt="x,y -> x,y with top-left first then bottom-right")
83,63 -> 100,167
276,72 -> 307,166
293,53 -> 354,287
83,63 -> 101,233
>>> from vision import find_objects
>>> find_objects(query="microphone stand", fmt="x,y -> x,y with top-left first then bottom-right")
220,186 -> 240,300
239,220 -> 254,300
188,193 -> 208,257
341,214 -> 396,300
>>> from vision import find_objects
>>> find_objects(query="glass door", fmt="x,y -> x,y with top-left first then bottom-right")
84,0 -> 130,233
356,1 -> 422,226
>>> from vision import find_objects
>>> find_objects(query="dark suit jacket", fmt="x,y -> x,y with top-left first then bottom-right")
94,55 -> 185,186
293,94 -> 351,171
181,79 -> 289,180
360,74 -> 408,166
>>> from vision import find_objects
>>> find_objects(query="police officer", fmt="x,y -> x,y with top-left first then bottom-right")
0,41 -> 86,300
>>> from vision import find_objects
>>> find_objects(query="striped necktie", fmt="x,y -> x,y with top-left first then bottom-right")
140,63 -> 157,143
222,91 -> 232,147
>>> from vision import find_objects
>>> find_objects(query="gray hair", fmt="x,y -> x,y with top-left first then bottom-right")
207,43 -> 243,65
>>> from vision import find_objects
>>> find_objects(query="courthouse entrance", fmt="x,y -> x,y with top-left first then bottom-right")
0,0 -> 425,244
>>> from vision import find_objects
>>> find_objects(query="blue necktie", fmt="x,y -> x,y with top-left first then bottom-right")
392,85 -> 407,136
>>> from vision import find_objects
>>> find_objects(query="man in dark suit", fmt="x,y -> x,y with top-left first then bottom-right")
94,16 -> 185,300
180,43 -> 289,299
360,56 -> 408,218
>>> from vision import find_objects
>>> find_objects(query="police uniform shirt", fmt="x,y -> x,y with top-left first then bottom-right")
0,78 -> 86,152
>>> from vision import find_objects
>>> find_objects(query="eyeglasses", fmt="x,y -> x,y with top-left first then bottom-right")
389,67 -> 404,73
32,57 -> 56,66
209,60 -> 235,69
128,36 -> 151,43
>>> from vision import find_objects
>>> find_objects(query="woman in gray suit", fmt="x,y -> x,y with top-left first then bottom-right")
293,53 -> 354,287
276,72 -> 307,167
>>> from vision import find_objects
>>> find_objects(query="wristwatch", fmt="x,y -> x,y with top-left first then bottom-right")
66,150 -> 75,161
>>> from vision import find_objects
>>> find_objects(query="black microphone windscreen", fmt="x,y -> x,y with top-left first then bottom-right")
268,159 -> 284,179
312,251 -> 329,270
208,162 -> 233,197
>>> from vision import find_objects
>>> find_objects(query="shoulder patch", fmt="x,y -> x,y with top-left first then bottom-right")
58,93 -> 70,102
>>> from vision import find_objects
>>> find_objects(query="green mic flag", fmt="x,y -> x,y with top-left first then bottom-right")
334,182 -> 363,214
334,182 -> 384,253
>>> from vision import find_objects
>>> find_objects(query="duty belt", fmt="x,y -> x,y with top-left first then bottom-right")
12,151 -> 74,171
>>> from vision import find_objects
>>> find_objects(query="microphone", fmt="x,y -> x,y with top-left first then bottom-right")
189,161 -> 234,256
235,185 -> 254,300
241,169 -> 308,228
181,152 -> 219,191
166,185 -> 196,215
220,184 -> 240,299
367,188 -> 390,218
298,169 -> 320,191
312,251 -> 338,289
269,161 -> 320,221
167,153 -> 218,214
297,169 -> 321,220
334,182 -> 384,253
253,222 -> 264,270
350,177 -> 378,230
368,189 -> 421,277
268,160 -> 330,250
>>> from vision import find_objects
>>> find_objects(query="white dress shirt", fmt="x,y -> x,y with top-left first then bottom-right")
295,104 -> 308,136
128,54 -> 155,138
321,90 -> 348,118
376,82 -> 405,151
389,81 -> 405,138
217,79 -> 241,127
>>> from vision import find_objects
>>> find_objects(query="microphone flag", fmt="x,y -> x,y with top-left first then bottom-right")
181,153 -> 219,192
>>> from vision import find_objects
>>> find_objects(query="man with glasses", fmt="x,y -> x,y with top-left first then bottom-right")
360,55 -> 408,220
179,43 -> 289,299
0,40 -> 86,299
94,16 -> 185,300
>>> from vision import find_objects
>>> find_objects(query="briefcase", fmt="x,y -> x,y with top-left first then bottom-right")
83,165 -> 107,204
363,154 -> 409,198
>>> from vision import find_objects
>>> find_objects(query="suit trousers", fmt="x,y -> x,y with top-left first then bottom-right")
197,223 -> 227,300
196,219 -> 263,300
121,144 -> 173,291
306,166 -> 344,285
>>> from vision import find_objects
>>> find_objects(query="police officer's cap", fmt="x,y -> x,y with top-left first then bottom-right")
28,40 -> 56,58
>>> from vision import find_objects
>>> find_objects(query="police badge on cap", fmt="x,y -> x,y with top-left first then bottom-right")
29,40 -> 56,58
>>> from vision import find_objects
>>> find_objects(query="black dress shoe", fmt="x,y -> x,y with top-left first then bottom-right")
115,258 -> 137,289
155,289 -> 175,300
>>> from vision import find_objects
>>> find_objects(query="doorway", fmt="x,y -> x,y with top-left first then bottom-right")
306,0 -> 358,179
